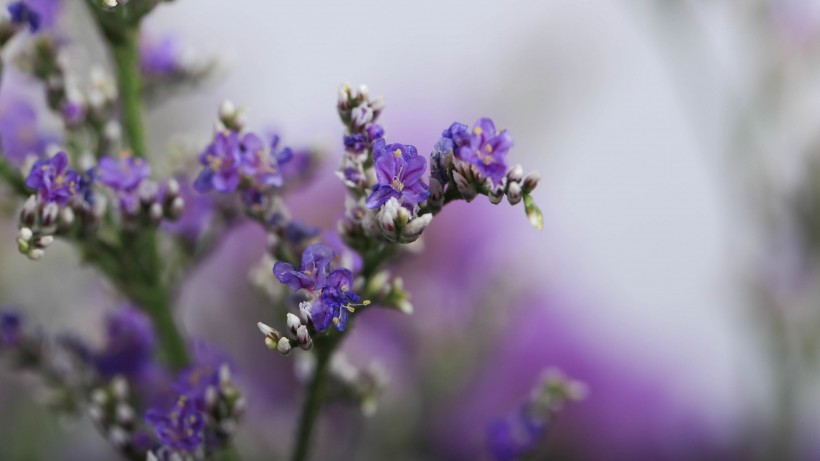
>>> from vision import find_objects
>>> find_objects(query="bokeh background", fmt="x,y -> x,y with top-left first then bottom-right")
2,0 -> 819,460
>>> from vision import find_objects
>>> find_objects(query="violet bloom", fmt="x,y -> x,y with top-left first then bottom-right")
284,221 -> 320,246
0,95 -> 52,166
8,1 -> 40,32
343,133 -> 367,153
145,396 -> 207,453
273,243 -> 335,292
487,409 -> 547,461
97,154 -> 151,212
93,306 -> 157,379
140,35 -> 181,77
366,139 -> 429,209
0,311 -> 22,348
449,118 -> 513,184
25,151 -> 80,205
173,340 -> 232,408
239,133 -> 289,190
194,131 -> 242,193
311,268 -> 361,332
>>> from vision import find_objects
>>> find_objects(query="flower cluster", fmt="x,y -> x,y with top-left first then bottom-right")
271,243 -> 367,335
194,101 -> 293,204
17,150 -> 184,259
487,369 -> 586,461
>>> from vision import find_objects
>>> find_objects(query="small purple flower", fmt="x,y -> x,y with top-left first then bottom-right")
97,154 -> 151,211
366,140 -> 429,209
343,133 -> 367,153
93,306 -> 157,379
25,151 -> 80,205
194,131 -> 242,193
0,95 -> 53,166
273,243 -> 335,292
0,310 -> 22,348
366,123 -> 384,141
140,35 -> 182,77
8,1 -> 41,32
239,133 -> 287,189
284,221 -> 320,245
487,409 -> 547,461
145,396 -> 207,453
311,268 -> 361,332
451,118 -> 513,184
61,101 -> 85,126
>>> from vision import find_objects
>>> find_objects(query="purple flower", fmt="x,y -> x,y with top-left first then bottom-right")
0,310 -> 22,348
311,268 -> 361,332
140,35 -> 182,77
97,154 -> 151,211
284,221 -> 320,245
194,131 -> 242,193
145,396 -> 207,452
239,133 -> 288,189
450,118 -> 513,184
25,151 -> 80,205
0,95 -> 53,166
487,409 -> 547,461
366,123 -> 384,141
8,1 -> 41,32
93,306 -> 157,379
273,243 -> 335,292
343,133 -> 367,153
366,140 -> 429,209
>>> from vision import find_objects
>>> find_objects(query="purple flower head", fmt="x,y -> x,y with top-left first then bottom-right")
284,221 -> 320,246
61,101 -> 85,126
343,133 -> 367,153
366,140 -> 429,209
93,306 -> 157,379
98,154 -> 150,212
0,95 -> 53,166
239,133 -> 286,189
311,268 -> 361,332
174,340 -> 233,408
0,310 -> 22,348
8,1 -> 41,32
452,118 -> 513,184
145,395 -> 207,453
430,136 -> 455,186
273,243 -> 335,292
97,154 -> 150,191
25,152 -> 80,205
441,121 -> 470,145
487,409 -> 548,461
366,123 -> 384,141
140,35 -> 181,77
194,131 -> 242,193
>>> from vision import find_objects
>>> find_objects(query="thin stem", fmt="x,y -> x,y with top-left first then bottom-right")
109,27 -> 147,156
290,341 -> 333,461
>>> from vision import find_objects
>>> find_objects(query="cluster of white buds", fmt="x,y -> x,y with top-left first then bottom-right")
87,377 -> 143,457
203,364 -> 246,442
257,313 -> 313,357
376,198 -> 433,244
364,271 -> 413,314
16,195 -> 95,260
116,177 -> 185,228
337,83 -> 385,129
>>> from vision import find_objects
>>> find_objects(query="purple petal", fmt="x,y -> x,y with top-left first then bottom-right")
366,186 -> 399,209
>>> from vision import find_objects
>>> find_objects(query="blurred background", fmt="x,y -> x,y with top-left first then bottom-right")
2,0 -> 819,460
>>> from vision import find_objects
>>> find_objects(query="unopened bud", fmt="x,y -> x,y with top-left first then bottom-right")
296,325 -> 312,350
522,171 -> 541,194
524,195 -> 543,231
507,164 -> 524,183
18,227 -> 33,242
149,202 -> 163,223
59,206 -> 75,227
277,337 -> 292,355
28,248 -> 45,260
40,202 -> 59,228
19,196 -> 37,226
453,171 -> 478,202
286,313 -> 301,334
166,178 -> 180,197
506,181 -> 523,205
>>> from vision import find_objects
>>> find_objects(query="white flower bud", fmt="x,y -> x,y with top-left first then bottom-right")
111,377 -> 129,400
299,302 -> 313,323
257,322 -> 278,339
296,325 -> 312,350
59,206 -> 75,227
149,202 -> 163,223
507,164 -> 524,183
522,171 -> 541,194
166,178 -> 180,197
506,181 -> 523,205
18,227 -> 33,242
108,425 -> 128,447
286,313 -> 301,334
28,248 -> 45,260
41,202 -> 59,228
219,100 -> 236,121
277,337 -> 292,355
400,213 -> 432,243
115,403 -> 134,423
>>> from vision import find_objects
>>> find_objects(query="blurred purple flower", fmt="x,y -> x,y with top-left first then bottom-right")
140,35 -> 181,77
97,154 -> 151,212
0,95 -> 52,166
93,305 -> 157,379
8,1 -> 41,32
0,310 -> 22,348
145,396 -> 207,453
25,151 -> 80,205
194,131 -> 242,193
488,408 -> 547,461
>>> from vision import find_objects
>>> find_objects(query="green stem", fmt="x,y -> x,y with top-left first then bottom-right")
290,340 -> 334,461
109,27 -> 147,156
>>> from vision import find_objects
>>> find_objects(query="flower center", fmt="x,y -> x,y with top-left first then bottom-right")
208,155 -> 222,170
393,148 -> 402,157
391,176 -> 404,191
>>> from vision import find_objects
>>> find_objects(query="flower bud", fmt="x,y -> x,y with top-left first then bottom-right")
453,171 -> 478,202
506,181 -> 523,205
19,196 -> 38,227
18,227 -> 33,242
27,248 -> 45,260
400,213 -> 432,243
59,206 -> 75,227
148,202 -> 163,224
507,164 -> 524,183
296,325 -> 312,350
522,171 -> 541,194
286,313 -> 301,335
524,195 -> 543,231
40,202 -> 59,229
488,184 -> 505,205
277,337 -> 292,355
